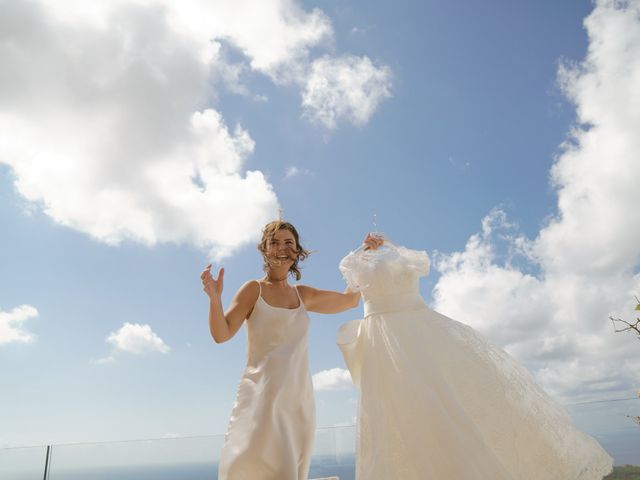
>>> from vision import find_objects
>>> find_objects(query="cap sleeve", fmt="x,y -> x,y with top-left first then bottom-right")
398,245 -> 430,277
339,250 -> 363,292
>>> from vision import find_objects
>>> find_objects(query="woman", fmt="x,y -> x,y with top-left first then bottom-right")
200,221 -> 382,480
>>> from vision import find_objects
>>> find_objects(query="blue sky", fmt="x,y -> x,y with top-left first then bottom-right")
1,0 -> 639,460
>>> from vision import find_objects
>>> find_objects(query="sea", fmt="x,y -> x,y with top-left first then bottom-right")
5,455 -> 356,480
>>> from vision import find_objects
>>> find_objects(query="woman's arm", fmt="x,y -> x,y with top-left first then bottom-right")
298,285 -> 360,314
297,233 -> 384,314
201,265 -> 259,343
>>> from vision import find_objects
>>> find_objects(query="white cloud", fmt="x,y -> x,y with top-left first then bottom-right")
0,305 -> 38,345
105,322 -> 170,355
302,55 -> 393,129
433,211 -> 640,403
285,166 -> 300,178
284,165 -> 314,179
312,367 -> 354,391
432,0 -> 640,404
95,355 -> 116,365
448,155 -> 471,170
0,0 -> 391,259
536,1 -> 640,277
0,0 -> 278,260
192,0 -> 333,83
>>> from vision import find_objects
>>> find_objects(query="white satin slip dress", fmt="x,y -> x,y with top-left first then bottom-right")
219,282 -> 315,480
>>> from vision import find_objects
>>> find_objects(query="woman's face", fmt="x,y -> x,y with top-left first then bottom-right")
266,228 -> 297,267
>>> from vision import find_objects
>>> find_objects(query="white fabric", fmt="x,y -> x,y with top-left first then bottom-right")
337,244 -> 613,480
219,283 -> 315,480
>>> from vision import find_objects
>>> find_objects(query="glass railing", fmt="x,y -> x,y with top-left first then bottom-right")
1,399 -> 637,480
0,445 -> 49,480
46,434 -> 225,480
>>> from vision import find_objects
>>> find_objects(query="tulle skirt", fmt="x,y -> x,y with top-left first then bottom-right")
337,304 -> 613,480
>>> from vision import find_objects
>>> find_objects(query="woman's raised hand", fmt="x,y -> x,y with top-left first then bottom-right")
363,232 -> 384,250
201,264 -> 224,301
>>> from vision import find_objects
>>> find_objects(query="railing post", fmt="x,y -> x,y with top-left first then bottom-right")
43,444 -> 52,480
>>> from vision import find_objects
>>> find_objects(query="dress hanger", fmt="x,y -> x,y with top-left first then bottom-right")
353,214 -> 397,253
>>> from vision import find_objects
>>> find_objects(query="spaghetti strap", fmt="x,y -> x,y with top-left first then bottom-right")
294,285 -> 304,308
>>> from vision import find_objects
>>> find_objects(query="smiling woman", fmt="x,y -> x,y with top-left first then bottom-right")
199,221 -> 378,480
258,221 -> 310,284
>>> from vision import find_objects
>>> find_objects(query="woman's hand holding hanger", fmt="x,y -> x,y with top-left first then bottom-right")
363,232 -> 384,251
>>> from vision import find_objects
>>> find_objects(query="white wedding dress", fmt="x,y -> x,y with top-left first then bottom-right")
337,243 -> 613,480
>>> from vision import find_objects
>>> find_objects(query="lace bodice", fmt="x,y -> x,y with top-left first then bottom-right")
339,243 -> 430,299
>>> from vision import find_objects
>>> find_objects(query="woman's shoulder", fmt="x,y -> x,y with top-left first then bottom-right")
295,284 -> 314,294
295,284 -> 316,301
236,279 -> 261,300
